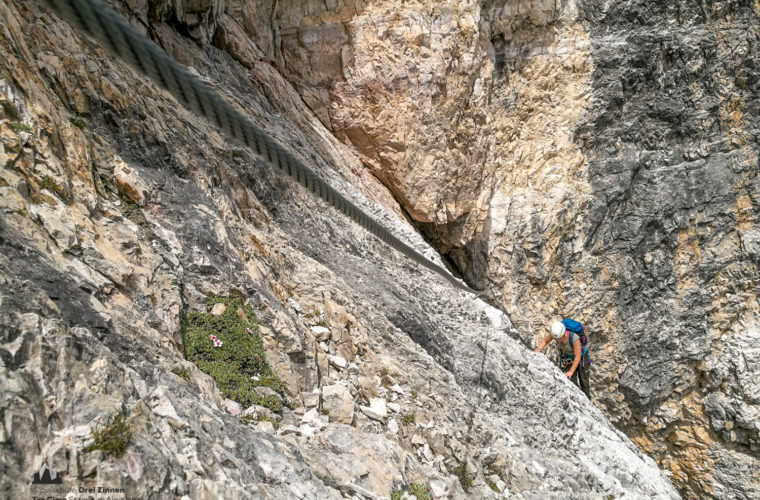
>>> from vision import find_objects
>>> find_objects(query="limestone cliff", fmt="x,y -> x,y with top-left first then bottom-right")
0,1 -> 753,500
231,0 -> 759,497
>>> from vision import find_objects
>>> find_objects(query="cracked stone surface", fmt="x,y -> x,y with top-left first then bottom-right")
1,0 -> 749,499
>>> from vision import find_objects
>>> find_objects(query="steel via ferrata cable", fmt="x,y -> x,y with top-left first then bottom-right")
39,0 -> 484,296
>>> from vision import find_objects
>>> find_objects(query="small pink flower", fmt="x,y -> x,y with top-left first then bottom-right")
245,328 -> 252,334
209,311 -> 215,316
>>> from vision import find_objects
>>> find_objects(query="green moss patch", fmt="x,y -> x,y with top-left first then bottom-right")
181,294 -> 284,412
391,483 -> 432,500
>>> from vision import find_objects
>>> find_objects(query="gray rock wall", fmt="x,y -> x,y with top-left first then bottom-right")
570,3 -> 760,496
0,0 -> 681,498
224,1 -> 760,497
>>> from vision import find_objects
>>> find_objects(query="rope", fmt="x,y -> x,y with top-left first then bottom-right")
39,0 -> 483,296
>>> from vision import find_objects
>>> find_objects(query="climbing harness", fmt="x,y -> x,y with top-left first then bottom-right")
39,0 -> 483,296
559,330 -> 591,368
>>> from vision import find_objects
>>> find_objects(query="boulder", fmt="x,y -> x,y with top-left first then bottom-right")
359,398 -> 387,421
322,384 -> 354,424
311,326 -> 331,341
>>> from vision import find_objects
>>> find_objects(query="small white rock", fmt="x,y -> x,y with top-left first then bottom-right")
391,384 -> 405,394
311,325 -> 331,340
327,355 -> 348,370
359,397 -> 387,421
255,421 -> 274,433
387,418 -> 399,434
224,399 -> 241,416
287,298 -> 303,314
301,408 -> 326,430
530,461 -> 547,478
298,424 -> 317,437
303,390 -> 320,408
429,478 -> 447,498
387,402 -> 401,413
302,408 -> 320,423
210,303 -> 227,316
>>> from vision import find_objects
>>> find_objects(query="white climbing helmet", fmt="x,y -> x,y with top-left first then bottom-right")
551,321 -> 565,339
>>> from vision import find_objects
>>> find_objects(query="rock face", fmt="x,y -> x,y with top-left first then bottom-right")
0,0 -> 682,499
225,0 -> 760,498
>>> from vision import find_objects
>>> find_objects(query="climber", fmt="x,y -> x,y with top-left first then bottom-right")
534,319 -> 591,398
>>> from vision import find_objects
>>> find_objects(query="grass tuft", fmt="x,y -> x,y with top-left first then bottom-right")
402,412 -> 416,425
454,463 -> 473,493
391,483 -> 431,500
8,122 -> 31,133
68,117 -> 86,129
83,412 -> 132,458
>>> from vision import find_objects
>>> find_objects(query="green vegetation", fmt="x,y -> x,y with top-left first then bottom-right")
390,483 -> 431,500
402,412 -> 416,425
68,117 -> 86,129
40,176 -> 58,192
83,412 -> 132,458
39,176 -> 66,199
409,483 -> 432,500
181,294 -> 284,412
8,122 -> 31,133
485,476 -> 499,492
454,463 -> 473,493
